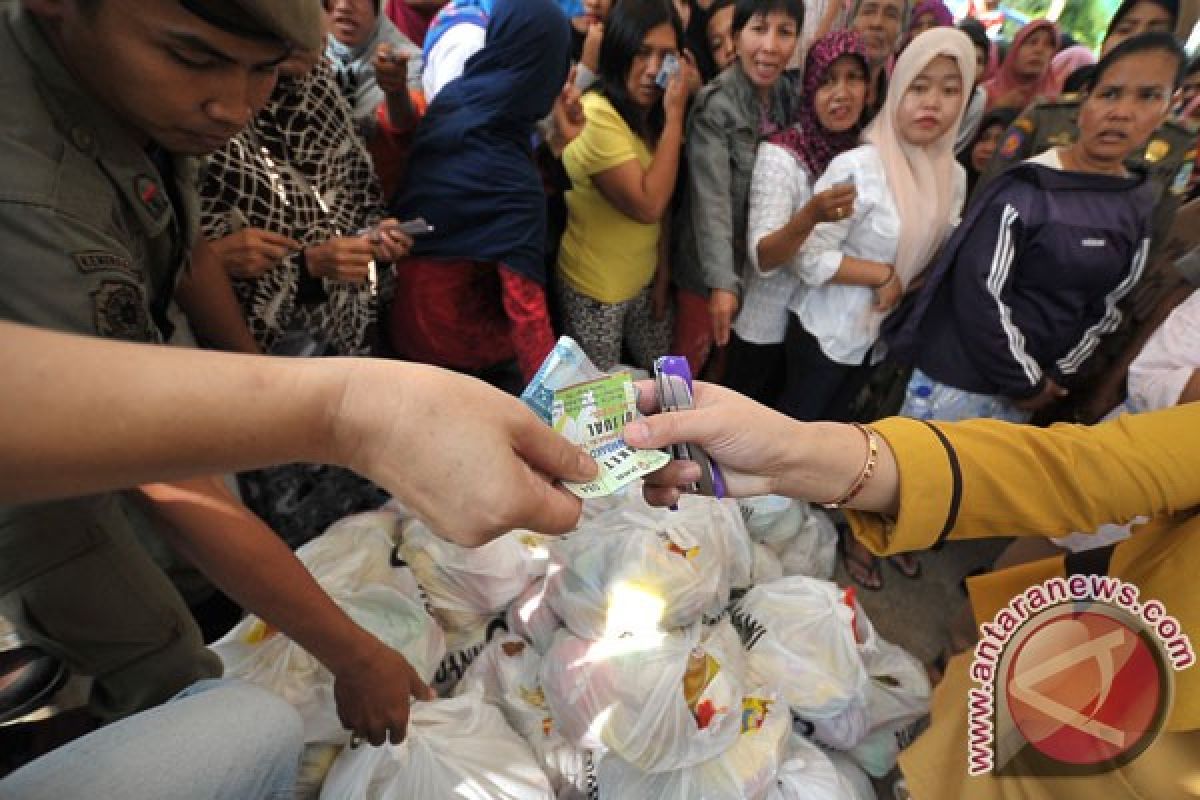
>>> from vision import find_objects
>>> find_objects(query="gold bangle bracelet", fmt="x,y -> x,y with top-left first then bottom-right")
820,423 -> 879,509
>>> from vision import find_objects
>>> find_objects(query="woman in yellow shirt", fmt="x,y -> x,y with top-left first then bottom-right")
628,383 -> 1200,799
557,1 -> 692,370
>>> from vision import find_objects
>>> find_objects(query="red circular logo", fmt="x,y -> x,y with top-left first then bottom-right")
1004,610 -> 1166,766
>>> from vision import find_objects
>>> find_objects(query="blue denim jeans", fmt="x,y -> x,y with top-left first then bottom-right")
0,679 -> 302,799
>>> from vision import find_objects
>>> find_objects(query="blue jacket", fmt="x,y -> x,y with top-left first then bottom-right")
887,162 -> 1154,399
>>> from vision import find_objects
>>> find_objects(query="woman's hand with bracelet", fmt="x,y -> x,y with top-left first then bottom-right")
625,380 -> 900,515
872,267 -> 902,312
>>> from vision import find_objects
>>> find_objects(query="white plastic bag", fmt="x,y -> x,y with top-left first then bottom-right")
294,743 -> 343,800
738,495 -> 800,554
456,634 -> 592,796
319,687 -> 555,800
295,511 -> 404,594
848,638 -> 930,778
596,690 -> 789,800
506,575 -> 563,655
731,577 -> 868,748
213,585 -> 446,743
430,613 -> 509,697
542,621 -> 747,773
545,496 -> 750,639
397,519 -> 548,632
751,543 -> 784,585
778,506 -> 838,581
822,749 -> 877,800
766,735 -> 854,800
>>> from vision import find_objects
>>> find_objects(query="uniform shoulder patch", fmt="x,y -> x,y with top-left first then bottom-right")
73,250 -> 135,275
1014,116 -> 1036,134
133,174 -> 170,219
91,280 -> 153,341
1000,130 -> 1025,159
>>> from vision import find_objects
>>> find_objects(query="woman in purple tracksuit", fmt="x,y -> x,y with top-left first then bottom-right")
887,32 -> 1186,424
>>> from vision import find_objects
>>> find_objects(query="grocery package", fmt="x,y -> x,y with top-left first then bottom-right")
750,543 -> 784,585
506,576 -> 563,655
456,634 -> 592,796
294,743 -> 343,800
397,518 -> 548,632
319,687 -> 555,800
545,496 -> 752,640
430,613 -> 509,697
294,511 -> 405,595
822,749 -> 878,800
847,638 -> 930,778
213,585 -> 446,743
596,690 -> 789,800
731,577 -> 869,749
739,499 -> 837,580
542,621 -> 747,773
765,734 -> 851,800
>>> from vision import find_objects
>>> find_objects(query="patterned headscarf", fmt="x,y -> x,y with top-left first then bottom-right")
771,30 -> 870,177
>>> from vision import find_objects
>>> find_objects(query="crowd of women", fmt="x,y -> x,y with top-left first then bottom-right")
197,0 -> 1199,587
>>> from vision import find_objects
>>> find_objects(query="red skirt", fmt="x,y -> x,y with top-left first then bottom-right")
388,256 -> 555,382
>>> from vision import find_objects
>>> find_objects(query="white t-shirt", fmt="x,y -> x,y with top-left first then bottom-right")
1127,288 -> 1200,412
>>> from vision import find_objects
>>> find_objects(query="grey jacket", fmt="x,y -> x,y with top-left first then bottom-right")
673,65 -> 798,297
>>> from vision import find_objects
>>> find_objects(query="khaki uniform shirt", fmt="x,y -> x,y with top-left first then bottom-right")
0,1 -> 201,342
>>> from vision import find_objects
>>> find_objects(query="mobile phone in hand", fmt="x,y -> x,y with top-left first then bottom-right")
656,53 -> 680,90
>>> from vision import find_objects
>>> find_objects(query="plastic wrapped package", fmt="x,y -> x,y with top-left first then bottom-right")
765,735 -> 853,800
738,495 -> 804,555
542,621 -> 747,773
319,687 -> 555,800
847,639 -> 930,778
455,634 -> 592,796
751,543 -> 784,585
730,578 -> 868,749
294,743 -> 343,800
295,511 -> 404,594
778,506 -> 837,581
821,749 -> 877,800
430,613 -> 509,697
213,585 -> 446,743
397,519 -> 549,632
545,496 -> 751,640
596,690 -> 790,800
506,575 -> 563,655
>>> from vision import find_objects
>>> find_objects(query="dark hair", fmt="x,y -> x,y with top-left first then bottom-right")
597,0 -> 685,142
1186,54 -> 1200,77
1086,30 -> 1187,92
732,0 -> 803,36
1105,0 -> 1179,42
957,17 -> 988,58
1059,31 -> 1078,51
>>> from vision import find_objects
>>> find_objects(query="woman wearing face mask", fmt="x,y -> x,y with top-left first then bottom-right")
731,30 -> 870,406
794,27 -> 974,588
890,33 -> 1183,431
982,18 -> 1060,111
672,0 -> 804,376
555,0 -> 691,371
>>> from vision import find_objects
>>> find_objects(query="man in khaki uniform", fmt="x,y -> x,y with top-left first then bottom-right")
972,0 -> 1198,422
0,0 -> 432,750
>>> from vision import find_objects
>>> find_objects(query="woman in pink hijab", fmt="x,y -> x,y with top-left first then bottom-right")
1047,43 -> 1097,96
982,18 -> 1059,110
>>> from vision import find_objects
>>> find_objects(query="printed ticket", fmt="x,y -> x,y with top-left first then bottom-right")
552,373 -> 669,498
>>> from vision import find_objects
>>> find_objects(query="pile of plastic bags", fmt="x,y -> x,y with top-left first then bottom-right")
210,488 -> 930,799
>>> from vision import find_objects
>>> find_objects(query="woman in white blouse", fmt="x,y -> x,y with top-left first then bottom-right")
733,30 -> 870,405
790,27 -> 975,588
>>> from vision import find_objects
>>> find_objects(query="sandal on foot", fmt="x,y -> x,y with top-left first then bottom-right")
888,553 -> 922,579
841,539 -> 883,591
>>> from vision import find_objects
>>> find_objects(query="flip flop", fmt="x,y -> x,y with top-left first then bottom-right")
888,553 -> 922,579
841,538 -> 883,591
